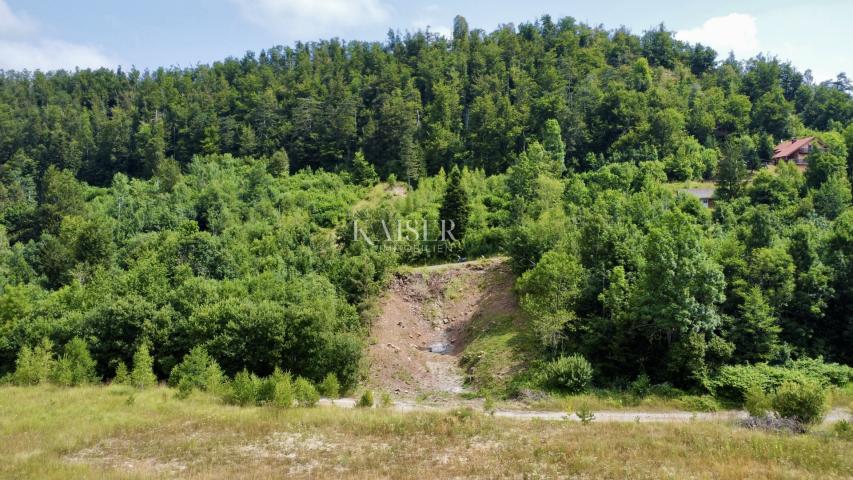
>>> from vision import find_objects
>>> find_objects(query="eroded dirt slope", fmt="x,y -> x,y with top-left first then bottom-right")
367,257 -> 522,397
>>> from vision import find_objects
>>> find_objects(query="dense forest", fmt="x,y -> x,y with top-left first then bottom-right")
1,15 -> 852,398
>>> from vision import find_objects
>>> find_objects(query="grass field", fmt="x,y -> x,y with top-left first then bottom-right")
1,385 -> 851,479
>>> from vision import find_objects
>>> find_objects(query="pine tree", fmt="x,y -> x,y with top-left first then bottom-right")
351,151 -> 378,186
439,166 -> 469,242
130,343 -> 158,389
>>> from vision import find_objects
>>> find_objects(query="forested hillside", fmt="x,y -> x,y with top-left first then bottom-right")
1,15 -> 852,401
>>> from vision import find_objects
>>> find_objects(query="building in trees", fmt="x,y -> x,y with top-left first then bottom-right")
771,136 -> 825,170
680,187 -> 716,208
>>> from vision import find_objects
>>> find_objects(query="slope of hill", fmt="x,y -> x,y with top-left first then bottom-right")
367,257 -> 537,398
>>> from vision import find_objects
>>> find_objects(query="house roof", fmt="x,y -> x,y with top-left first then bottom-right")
680,188 -> 715,199
772,137 -> 815,159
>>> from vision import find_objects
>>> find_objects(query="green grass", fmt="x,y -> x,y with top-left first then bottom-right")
460,312 -> 539,396
830,383 -> 853,409
663,180 -> 717,193
1,385 -> 852,479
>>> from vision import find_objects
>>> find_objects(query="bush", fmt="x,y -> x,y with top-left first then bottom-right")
786,358 -> 853,386
832,420 -> 853,440
270,368 -> 294,408
255,376 -> 277,404
202,362 -> 226,395
319,372 -> 341,398
130,343 -> 158,389
677,395 -> 719,412
628,374 -> 651,398
169,347 -> 211,388
357,389 -> 374,408
113,361 -> 130,385
744,386 -> 772,417
229,369 -> 259,406
772,381 -> 828,425
542,354 -> 593,393
711,364 -> 809,402
170,347 -> 224,397
12,339 -> 55,386
51,338 -> 98,386
294,377 -> 319,407
710,360 -> 852,402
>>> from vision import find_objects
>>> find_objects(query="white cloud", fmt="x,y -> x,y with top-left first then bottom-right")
0,0 -> 34,36
675,13 -> 760,60
411,20 -> 451,39
0,0 -> 114,71
0,39 -> 114,71
231,0 -> 391,37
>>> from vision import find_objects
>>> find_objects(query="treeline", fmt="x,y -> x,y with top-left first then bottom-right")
0,154 -> 396,387
509,152 -> 853,389
1,14 -> 853,395
2,16 -> 853,201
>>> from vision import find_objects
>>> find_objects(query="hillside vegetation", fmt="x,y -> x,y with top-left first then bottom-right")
1,14 -> 853,423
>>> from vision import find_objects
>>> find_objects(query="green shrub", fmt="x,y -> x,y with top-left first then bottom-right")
294,377 -> 319,407
772,381 -> 828,425
677,395 -> 719,412
785,358 -> 853,386
744,386 -> 772,417
628,374 -> 651,398
173,351 -> 226,399
574,403 -> 595,425
357,389 -> 374,408
202,362 -> 226,395
12,339 -> 55,385
255,376 -> 277,404
647,382 -> 685,398
319,372 -> 341,398
130,343 -> 158,389
229,369 -> 259,406
832,420 -> 853,440
543,354 -> 593,393
711,364 -> 809,402
113,361 -> 129,385
49,338 -> 96,387
169,347 -> 213,389
711,360 -> 852,402
270,368 -> 294,408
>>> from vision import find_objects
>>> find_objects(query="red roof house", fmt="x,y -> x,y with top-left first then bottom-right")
771,137 -> 823,169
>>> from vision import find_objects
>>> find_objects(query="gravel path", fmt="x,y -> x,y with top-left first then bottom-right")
320,398 -> 851,424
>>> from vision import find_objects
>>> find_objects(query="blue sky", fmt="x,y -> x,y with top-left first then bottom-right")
1,0 -> 850,81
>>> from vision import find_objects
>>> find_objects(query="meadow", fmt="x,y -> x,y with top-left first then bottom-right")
1,385 -> 851,479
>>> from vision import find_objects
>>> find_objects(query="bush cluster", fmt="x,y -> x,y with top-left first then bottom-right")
6,337 -> 98,387
541,354 -> 594,393
224,367 -> 320,408
709,360 -> 852,402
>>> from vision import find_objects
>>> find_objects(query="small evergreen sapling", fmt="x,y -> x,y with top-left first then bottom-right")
130,343 -> 158,389
294,377 -> 319,407
113,361 -> 130,385
319,372 -> 341,399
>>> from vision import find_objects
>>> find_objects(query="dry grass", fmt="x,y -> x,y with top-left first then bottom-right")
1,385 -> 852,479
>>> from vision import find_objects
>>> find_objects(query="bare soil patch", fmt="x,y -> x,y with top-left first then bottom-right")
367,258 -> 519,397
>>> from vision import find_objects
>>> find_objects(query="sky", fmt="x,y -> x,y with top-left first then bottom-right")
0,0 -> 850,82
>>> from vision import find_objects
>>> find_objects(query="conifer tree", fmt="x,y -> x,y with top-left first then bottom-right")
130,343 -> 158,389
439,166 -> 469,242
